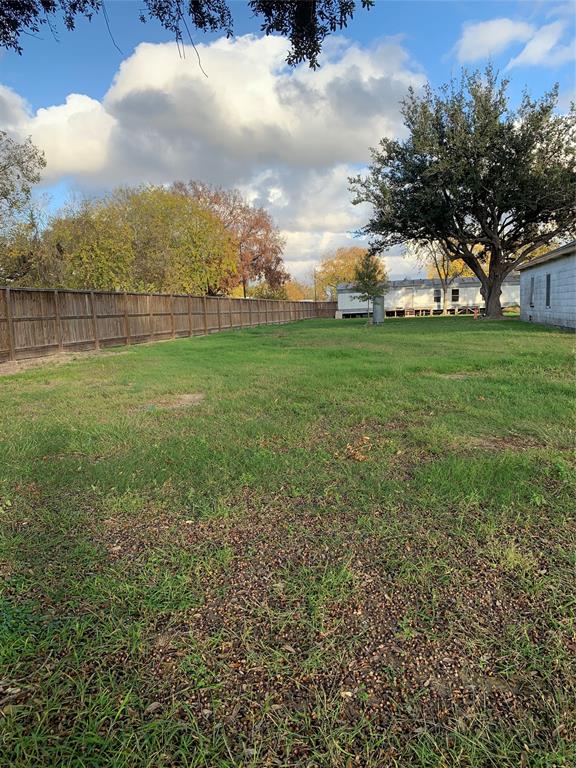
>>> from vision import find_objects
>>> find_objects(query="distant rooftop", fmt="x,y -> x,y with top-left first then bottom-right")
338,274 -> 520,291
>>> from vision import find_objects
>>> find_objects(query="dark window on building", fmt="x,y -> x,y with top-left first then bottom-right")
451,288 -> 459,302
529,276 -> 535,307
433,288 -> 441,303
545,274 -> 551,308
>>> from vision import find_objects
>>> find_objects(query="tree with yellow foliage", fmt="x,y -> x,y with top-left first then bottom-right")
4,186 -> 239,295
284,279 -> 314,301
315,246 -> 367,300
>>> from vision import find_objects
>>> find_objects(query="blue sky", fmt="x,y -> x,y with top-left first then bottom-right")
1,1 -> 574,279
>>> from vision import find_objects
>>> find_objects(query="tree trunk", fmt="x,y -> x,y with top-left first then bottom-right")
482,279 -> 504,318
242,277 -> 247,299
442,285 -> 448,315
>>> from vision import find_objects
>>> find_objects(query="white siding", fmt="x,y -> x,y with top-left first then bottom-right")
385,283 -> 519,310
520,252 -> 576,329
338,279 -> 519,314
338,291 -> 370,313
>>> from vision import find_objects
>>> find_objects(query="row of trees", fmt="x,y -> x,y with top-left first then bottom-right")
0,179 -> 289,296
0,127 -> 355,302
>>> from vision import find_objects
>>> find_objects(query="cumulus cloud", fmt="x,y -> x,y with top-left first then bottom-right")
31,95 -> 116,176
506,21 -> 574,69
0,85 -> 30,129
1,33 -> 427,280
454,19 -> 534,63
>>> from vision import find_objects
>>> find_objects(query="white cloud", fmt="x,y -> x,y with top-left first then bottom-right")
2,34 -> 427,280
506,21 -> 574,68
454,19 -> 534,63
30,95 -> 116,175
0,85 -> 30,129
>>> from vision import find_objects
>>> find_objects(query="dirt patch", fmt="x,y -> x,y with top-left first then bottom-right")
142,393 -> 205,411
126,496 -> 573,751
438,372 -> 476,380
468,434 -> 545,451
0,349 -> 129,377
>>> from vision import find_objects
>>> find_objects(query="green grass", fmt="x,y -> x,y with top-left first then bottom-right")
0,317 -> 574,767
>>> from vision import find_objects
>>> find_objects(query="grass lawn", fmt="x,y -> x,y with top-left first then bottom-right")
0,317 -> 574,767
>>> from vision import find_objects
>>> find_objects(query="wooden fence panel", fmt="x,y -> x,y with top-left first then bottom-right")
91,292 -> 123,345
11,289 -> 58,357
230,298 -> 241,329
187,296 -> 204,335
204,297 -> 220,332
0,289 -> 9,358
223,299 -> 233,330
172,295 -> 189,337
59,291 -> 94,349
148,294 -> 170,339
126,293 -> 150,342
0,285 -> 336,362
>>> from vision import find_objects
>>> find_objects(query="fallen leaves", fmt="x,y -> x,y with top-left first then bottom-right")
341,435 -> 372,462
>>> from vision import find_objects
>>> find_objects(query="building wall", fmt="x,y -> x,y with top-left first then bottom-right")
338,280 -> 520,314
520,252 -> 576,329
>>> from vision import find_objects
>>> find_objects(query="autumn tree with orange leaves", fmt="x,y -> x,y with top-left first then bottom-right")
174,181 -> 287,297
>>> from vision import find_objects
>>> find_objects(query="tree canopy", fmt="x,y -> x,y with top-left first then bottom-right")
1,186 -> 239,294
353,251 -> 386,304
315,246 -> 367,300
246,278 -> 313,300
1,1 -> 373,67
0,131 -> 45,224
175,181 -> 287,297
350,67 -> 576,316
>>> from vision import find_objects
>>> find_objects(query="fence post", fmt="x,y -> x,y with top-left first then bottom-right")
240,299 -> 245,328
187,295 -> 193,337
202,296 -> 208,335
170,295 -> 176,338
248,299 -> 252,327
53,289 -> 64,352
228,297 -> 233,329
148,295 -> 153,340
265,300 -> 269,325
123,292 -> 131,345
216,297 -> 222,331
90,291 -> 100,350
5,288 -> 16,361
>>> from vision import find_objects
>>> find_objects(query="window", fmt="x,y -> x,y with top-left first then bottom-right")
529,276 -> 535,307
451,288 -> 459,303
433,288 -> 441,303
545,274 -> 551,308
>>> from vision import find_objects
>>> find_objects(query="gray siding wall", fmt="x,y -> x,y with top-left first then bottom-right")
520,253 -> 576,329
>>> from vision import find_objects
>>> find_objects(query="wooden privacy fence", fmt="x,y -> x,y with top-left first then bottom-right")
0,287 -> 336,363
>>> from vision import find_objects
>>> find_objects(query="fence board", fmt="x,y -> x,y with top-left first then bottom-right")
0,286 -> 335,362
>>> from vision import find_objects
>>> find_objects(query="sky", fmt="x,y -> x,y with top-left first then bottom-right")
1,0 -> 574,281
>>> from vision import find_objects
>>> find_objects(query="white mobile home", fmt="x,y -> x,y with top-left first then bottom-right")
337,275 -> 520,318
518,241 -> 576,330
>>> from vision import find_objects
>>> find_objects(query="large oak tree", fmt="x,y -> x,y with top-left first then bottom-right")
350,68 -> 576,317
